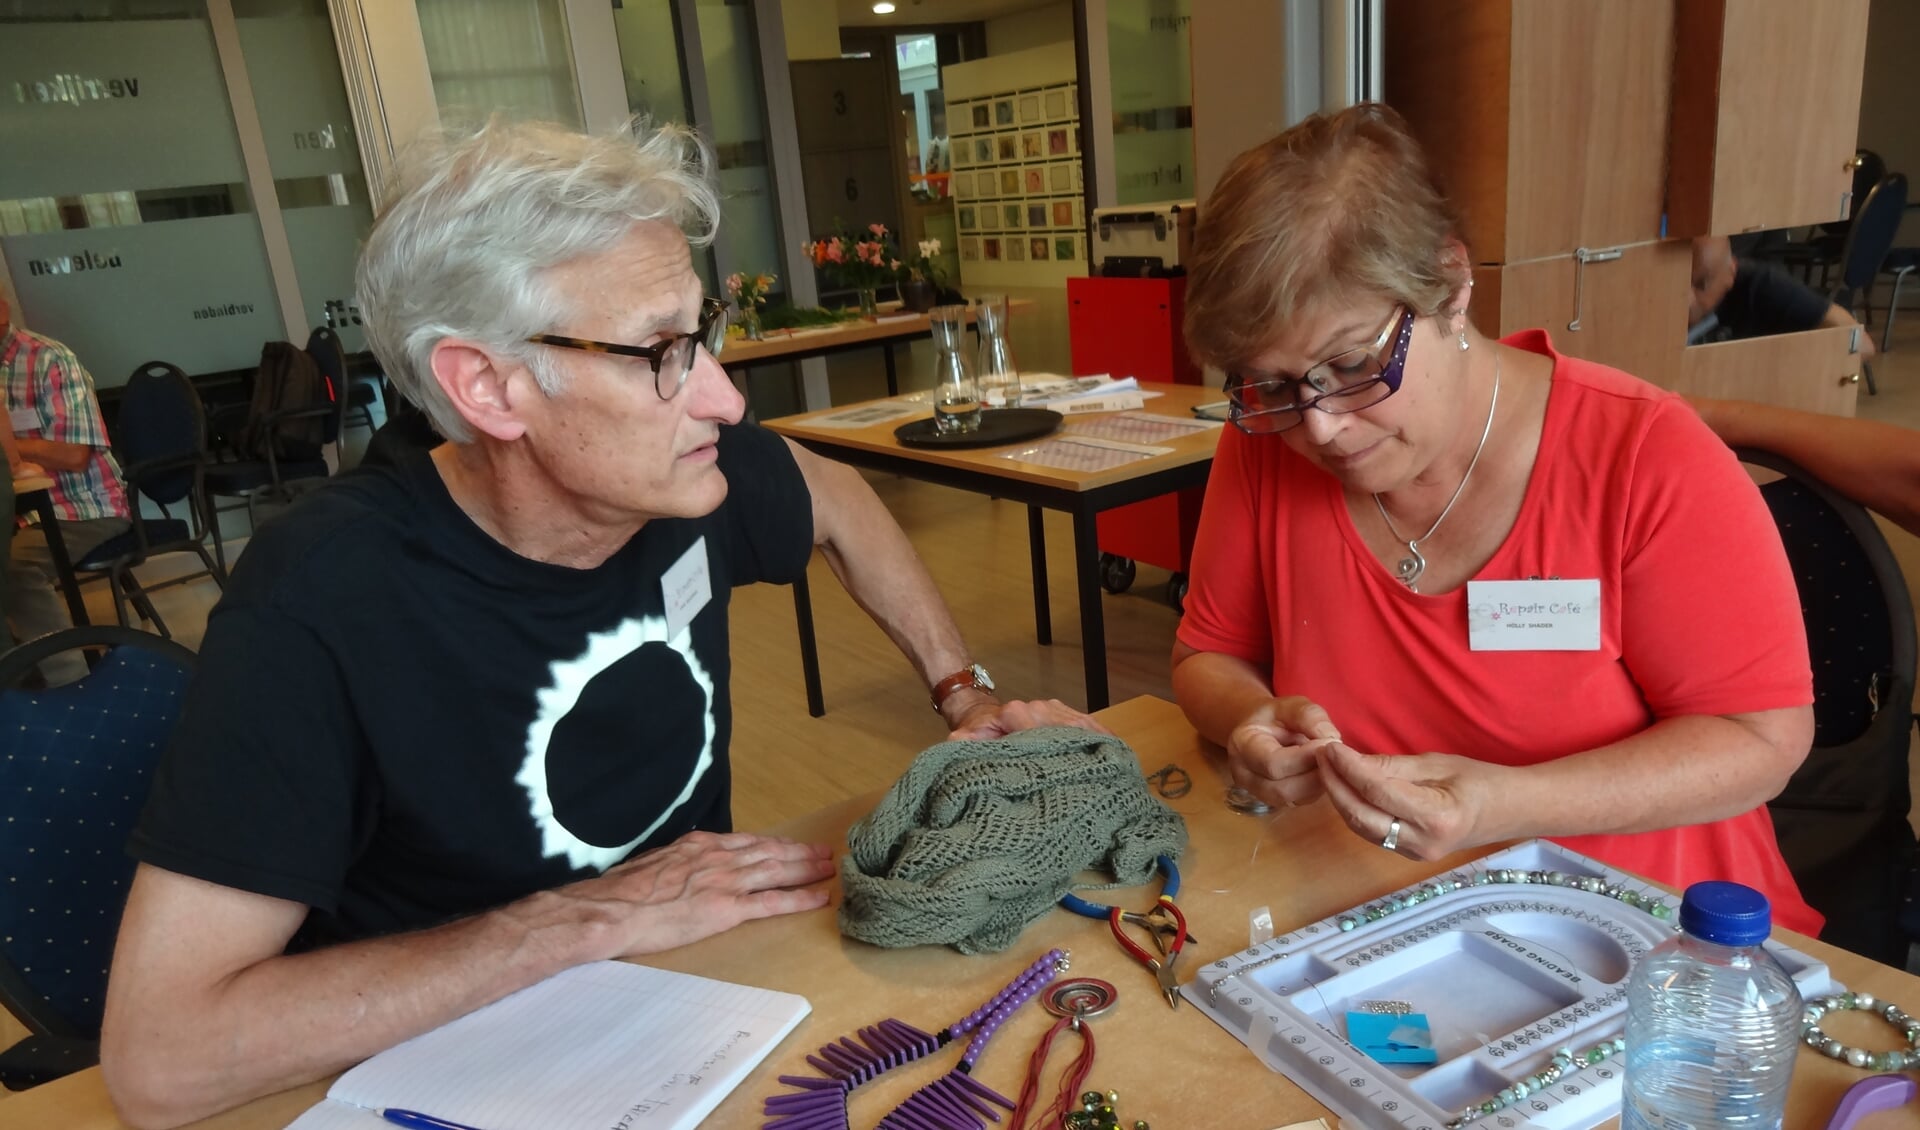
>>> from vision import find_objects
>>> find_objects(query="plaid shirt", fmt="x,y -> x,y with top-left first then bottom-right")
4,328 -> 129,523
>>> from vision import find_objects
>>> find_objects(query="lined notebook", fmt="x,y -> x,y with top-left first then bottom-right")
284,961 -> 810,1130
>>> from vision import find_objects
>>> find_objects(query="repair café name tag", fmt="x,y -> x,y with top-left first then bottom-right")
1466,579 -> 1601,652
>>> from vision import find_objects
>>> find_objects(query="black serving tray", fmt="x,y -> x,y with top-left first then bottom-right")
893,407 -> 1063,449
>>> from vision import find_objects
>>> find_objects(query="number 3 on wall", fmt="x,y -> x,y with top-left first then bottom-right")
833,89 -> 847,115
845,178 -> 859,201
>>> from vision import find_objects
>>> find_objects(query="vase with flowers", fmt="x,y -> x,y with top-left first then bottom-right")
900,238 -> 950,313
805,223 -> 902,318
726,269 -> 776,340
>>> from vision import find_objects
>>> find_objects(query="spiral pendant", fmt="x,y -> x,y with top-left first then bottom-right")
1395,544 -> 1426,591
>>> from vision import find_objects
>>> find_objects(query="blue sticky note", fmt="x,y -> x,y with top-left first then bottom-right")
1347,1011 -> 1438,1065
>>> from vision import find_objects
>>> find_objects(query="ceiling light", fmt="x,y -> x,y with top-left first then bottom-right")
873,2 -> 896,12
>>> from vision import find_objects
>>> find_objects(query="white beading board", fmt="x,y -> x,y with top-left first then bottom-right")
1181,840 -> 1837,1130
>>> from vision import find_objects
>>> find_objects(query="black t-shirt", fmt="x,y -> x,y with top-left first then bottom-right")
130,424 -> 813,948
1699,259 -> 1833,343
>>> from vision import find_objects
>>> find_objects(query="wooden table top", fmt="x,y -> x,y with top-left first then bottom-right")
764,382 -> 1225,493
720,299 -> 1035,367
7,696 -> 1915,1130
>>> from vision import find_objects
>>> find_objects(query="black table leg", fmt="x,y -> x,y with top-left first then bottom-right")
28,492 -> 90,627
792,571 -> 825,717
883,344 -> 898,398
1027,504 -> 1051,645
1071,506 -> 1108,711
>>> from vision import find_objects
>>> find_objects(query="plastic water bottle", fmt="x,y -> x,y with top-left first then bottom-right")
1620,881 -> 1803,1130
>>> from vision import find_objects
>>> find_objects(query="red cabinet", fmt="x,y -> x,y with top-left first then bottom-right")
1067,276 -> 1205,593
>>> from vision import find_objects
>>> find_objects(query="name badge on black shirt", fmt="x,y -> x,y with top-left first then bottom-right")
663,536 -> 712,639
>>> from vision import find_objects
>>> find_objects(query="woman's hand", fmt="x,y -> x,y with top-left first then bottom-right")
1224,696 -> 1342,809
1315,742 -> 1509,861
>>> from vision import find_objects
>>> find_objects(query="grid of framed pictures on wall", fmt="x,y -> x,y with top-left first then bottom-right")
948,83 -> 1083,266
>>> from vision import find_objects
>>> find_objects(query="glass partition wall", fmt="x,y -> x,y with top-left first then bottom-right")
0,0 -> 374,382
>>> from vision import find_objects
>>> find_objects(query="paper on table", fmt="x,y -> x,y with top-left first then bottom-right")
283,961 -> 809,1130
809,401 -> 924,428
1015,374 -> 1139,406
1066,410 -> 1221,444
1002,435 -> 1172,472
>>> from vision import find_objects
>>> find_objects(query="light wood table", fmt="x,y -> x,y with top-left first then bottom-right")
8,697 -> 1916,1129
10,473 -> 89,627
766,383 -> 1222,712
721,300 -> 1032,412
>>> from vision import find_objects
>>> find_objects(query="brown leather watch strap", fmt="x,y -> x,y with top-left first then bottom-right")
930,665 -> 989,712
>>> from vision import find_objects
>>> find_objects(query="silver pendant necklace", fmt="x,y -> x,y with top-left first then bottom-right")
1372,357 -> 1500,592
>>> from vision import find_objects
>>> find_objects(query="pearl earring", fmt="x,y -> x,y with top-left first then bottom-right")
1458,330 -> 1470,352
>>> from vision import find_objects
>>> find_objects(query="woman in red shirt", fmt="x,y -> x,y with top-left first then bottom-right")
1171,104 -> 1820,934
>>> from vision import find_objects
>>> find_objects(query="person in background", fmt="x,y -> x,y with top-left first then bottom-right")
1,426 -> 45,637
1170,104 -> 1817,936
2,291 -> 131,683
1688,235 -> 1878,358
101,118 -> 1099,1130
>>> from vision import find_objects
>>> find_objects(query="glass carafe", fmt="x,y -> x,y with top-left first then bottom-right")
930,305 -> 981,434
974,294 -> 1019,407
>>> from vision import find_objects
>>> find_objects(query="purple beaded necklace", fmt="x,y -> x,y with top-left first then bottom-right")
762,948 -> 1068,1130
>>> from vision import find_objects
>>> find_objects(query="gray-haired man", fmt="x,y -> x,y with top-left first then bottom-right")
100,119 -> 1095,1128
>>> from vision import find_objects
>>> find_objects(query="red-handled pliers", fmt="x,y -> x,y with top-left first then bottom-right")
1060,856 -> 1193,1009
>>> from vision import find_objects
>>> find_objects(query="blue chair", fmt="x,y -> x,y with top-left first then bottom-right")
1826,173 -> 1907,394
74,362 -> 227,638
0,626 -> 197,1089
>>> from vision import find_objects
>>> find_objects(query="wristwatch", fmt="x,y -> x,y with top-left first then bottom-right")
930,663 -> 995,713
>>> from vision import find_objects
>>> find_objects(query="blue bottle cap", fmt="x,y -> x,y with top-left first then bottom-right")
1679,881 -> 1772,946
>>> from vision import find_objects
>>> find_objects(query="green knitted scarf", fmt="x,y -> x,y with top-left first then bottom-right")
838,725 -> 1189,953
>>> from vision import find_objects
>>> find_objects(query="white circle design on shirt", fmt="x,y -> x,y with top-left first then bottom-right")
515,614 -> 716,871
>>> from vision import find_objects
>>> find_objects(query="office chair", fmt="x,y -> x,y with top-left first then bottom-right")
74,362 -> 227,638
1742,447 -> 1917,967
0,627 -> 197,1088
1828,173 -> 1907,393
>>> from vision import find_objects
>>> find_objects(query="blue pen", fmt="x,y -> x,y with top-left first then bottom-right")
381,1109 -> 490,1130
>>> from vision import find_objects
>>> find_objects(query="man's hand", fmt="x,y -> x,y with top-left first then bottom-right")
545,831 -> 835,958
1223,696 -> 1341,809
948,697 -> 1111,740
1315,742 -> 1505,861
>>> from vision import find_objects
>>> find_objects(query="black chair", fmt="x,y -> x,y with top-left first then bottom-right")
201,342 -> 335,570
306,325 -> 380,448
1741,447 -> 1917,968
74,362 -> 227,638
0,627 -> 197,1089
1827,172 -> 1907,394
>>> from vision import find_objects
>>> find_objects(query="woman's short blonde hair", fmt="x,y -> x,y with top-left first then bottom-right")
1184,103 -> 1468,373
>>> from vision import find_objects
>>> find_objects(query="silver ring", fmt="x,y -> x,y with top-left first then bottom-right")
1380,818 -> 1402,852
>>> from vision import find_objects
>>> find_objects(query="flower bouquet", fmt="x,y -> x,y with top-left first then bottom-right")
805,223 -> 903,317
900,238 -> 950,312
726,269 -> 776,340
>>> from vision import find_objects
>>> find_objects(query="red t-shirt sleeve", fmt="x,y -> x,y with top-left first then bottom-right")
1617,398 -> 1812,718
1177,423 -> 1275,665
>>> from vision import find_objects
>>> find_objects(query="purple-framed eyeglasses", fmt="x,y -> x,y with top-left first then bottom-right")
1224,306 -> 1415,435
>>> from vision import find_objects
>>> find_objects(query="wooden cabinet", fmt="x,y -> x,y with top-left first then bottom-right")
1396,0 -> 1870,417
1671,328 -> 1865,416
1471,241 -> 1690,387
1386,0 -> 1672,263
1668,0 -> 1871,236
